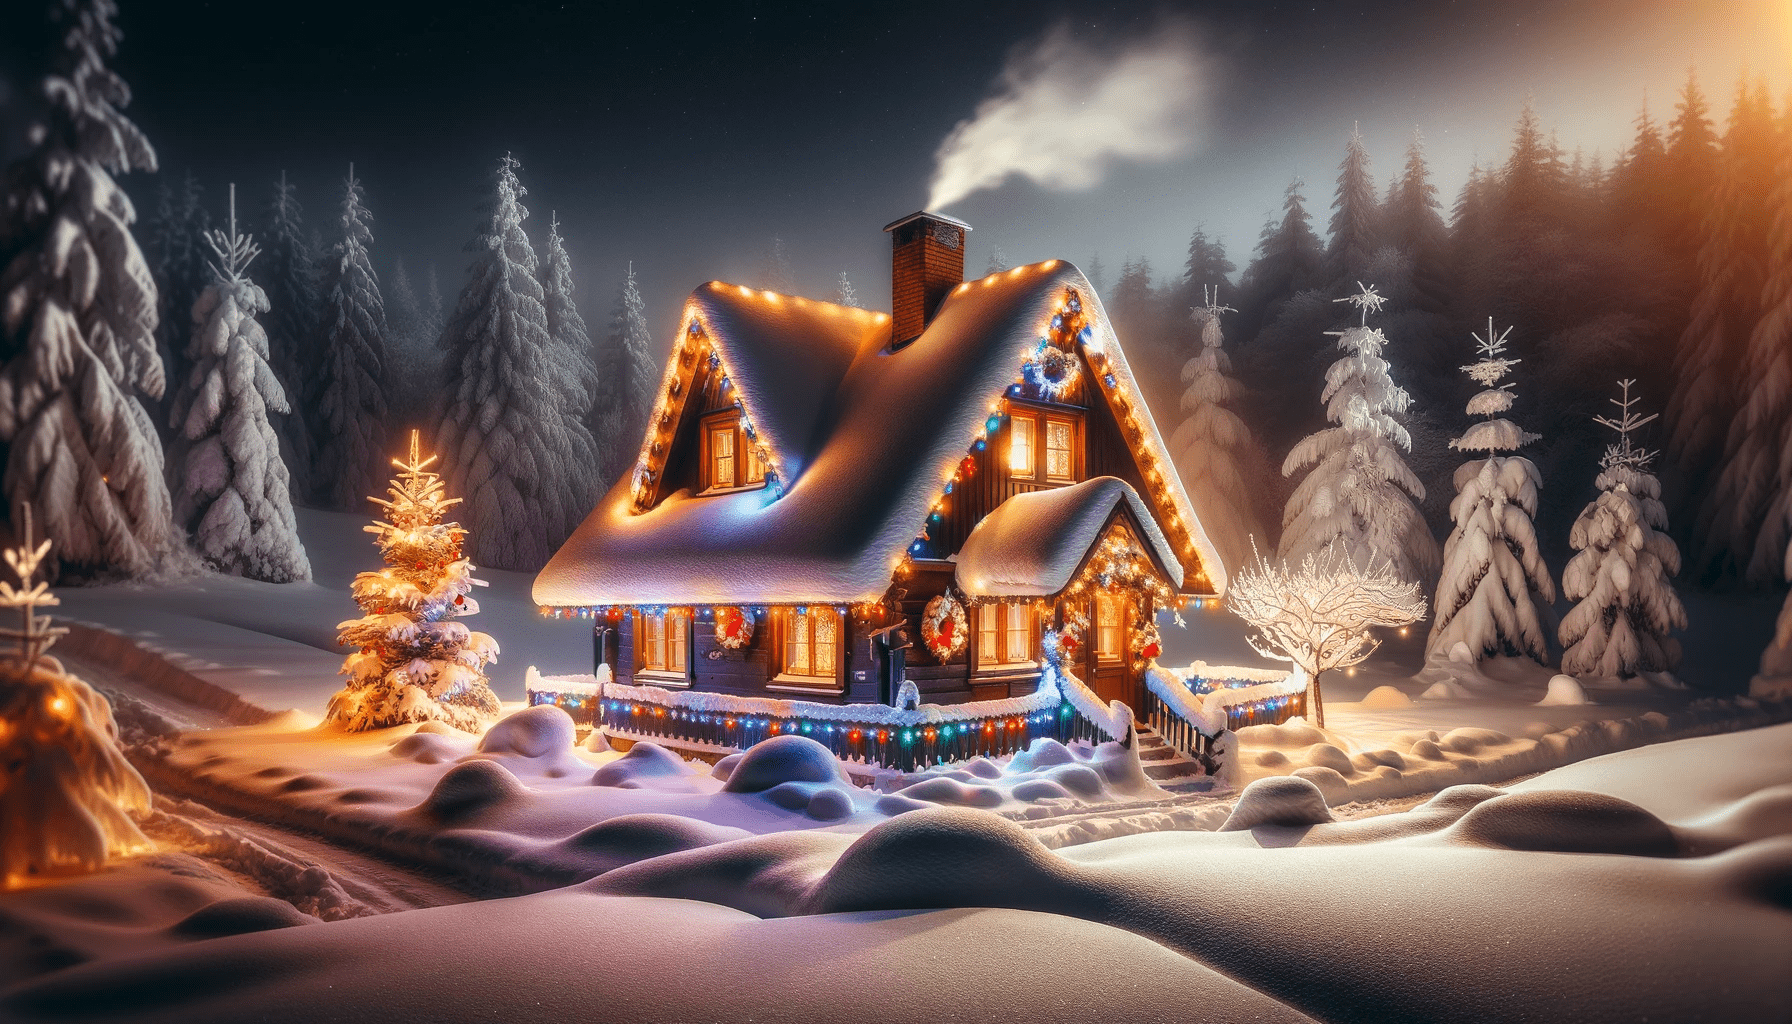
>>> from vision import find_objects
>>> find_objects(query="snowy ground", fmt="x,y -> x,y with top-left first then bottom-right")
3,721 -> 1789,1022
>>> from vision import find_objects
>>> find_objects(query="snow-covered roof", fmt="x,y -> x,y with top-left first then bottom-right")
533,261 -> 1225,607
954,477 -> 1183,598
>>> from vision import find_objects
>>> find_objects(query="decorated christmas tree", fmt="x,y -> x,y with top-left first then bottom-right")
326,430 -> 500,733
1278,282 -> 1438,584
1,506 -> 151,887
1429,318 -> 1556,664
1558,381 -> 1686,677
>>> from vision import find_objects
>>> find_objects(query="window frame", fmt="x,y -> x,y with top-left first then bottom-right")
1006,409 -> 1081,485
770,606 -> 845,693
698,410 -> 766,494
634,608 -> 693,686
976,600 -> 1037,671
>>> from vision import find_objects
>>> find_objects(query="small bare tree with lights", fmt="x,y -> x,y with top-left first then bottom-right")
1227,539 -> 1427,728
1,506 -> 152,887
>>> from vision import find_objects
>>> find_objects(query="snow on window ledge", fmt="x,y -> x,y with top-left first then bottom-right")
768,674 -> 845,696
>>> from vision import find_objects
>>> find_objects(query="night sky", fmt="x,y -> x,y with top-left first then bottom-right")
2,0 -> 1787,342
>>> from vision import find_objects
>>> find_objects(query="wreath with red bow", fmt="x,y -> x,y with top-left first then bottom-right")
713,606 -> 755,650
920,593 -> 968,662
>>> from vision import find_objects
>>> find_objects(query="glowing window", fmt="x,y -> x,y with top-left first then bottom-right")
978,604 -> 1000,666
639,610 -> 691,675
710,427 -> 735,488
1095,593 -> 1123,663
1009,415 -> 1035,476
1045,419 -> 1074,481
785,609 -> 839,678
745,440 -> 765,483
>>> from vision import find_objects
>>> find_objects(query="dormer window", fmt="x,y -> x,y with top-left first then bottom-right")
1008,410 -> 1080,485
701,410 -> 765,493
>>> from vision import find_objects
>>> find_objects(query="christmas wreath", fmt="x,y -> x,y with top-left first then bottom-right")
1045,610 -> 1088,664
1024,340 -> 1081,400
713,606 -> 755,650
920,593 -> 968,662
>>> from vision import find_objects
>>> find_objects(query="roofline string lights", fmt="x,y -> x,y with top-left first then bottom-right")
896,279 -> 1212,593
628,309 -> 786,514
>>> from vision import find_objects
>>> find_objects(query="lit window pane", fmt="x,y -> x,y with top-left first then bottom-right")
712,428 -> 735,488
670,613 -> 687,671
1006,602 -> 1029,662
815,613 -> 837,675
1046,420 -> 1073,480
788,612 -> 810,675
1009,416 -> 1034,475
745,443 -> 765,483
645,613 -> 666,670
978,605 -> 999,666
1095,594 -> 1121,659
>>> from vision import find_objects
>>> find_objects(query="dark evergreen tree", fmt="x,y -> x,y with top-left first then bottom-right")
1324,124 -> 1379,292
594,263 -> 657,488
1237,178 -> 1325,340
1664,71 -> 1720,250
254,171 -> 318,497
313,165 -> 388,510
1382,128 -> 1451,312
145,171 -> 211,420
1175,225 -> 1235,312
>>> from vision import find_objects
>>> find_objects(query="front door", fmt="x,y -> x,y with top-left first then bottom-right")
1087,593 -> 1137,708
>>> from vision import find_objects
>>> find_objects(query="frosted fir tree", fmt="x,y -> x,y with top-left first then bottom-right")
436,155 -> 597,569
985,246 -> 1010,274
255,172 -> 318,497
1558,381 -> 1685,677
832,271 -> 862,308
1,506 -> 151,887
168,185 -> 311,583
593,262 -> 658,484
1429,319 -> 1556,664
1169,288 -> 1267,577
1278,283 -> 1438,584
0,0 -> 175,577
327,431 -> 500,733
314,166 -> 389,510
540,213 -> 602,438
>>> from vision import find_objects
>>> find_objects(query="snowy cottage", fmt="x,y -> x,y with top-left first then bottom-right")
531,213 -> 1240,767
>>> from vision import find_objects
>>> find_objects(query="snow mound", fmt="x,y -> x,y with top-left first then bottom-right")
1303,743 -> 1356,775
1538,675 -> 1592,706
720,736 -> 852,793
895,777 -> 1005,808
419,759 -> 527,819
1420,680 -> 1468,699
805,787 -> 855,821
1237,720 -> 1328,748
1220,776 -> 1336,831
168,897 -> 316,939
556,813 -> 753,873
586,831 -> 857,918
1360,684 -> 1412,708
388,732 -> 468,765
478,705 -> 576,758
590,743 -> 699,788
805,808 -> 1073,916
1008,738 -> 1078,772
1446,790 -> 1678,857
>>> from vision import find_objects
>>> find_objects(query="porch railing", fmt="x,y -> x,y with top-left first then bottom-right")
526,664 -> 1129,774
1141,664 -> 1308,767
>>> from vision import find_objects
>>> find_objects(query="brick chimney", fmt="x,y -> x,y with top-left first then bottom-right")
883,211 -> 971,348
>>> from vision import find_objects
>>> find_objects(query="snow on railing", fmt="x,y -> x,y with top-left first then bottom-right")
526,663 -> 1124,773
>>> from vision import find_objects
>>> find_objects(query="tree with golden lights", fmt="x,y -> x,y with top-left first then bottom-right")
1,506 -> 151,888
1227,540 -> 1426,728
326,430 -> 500,733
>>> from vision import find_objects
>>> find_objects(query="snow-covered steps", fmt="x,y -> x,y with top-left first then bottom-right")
1134,725 -> 1215,788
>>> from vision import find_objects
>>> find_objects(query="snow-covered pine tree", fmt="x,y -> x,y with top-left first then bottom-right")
168,185 -> 310,583
0,0 -> 175,577
1429,318 -> 1556,663
593,262 -> 657,485
387,258 -> 423,351
1278,283 -> 1437,583
382,256 -> 444,434
1325,124 -> 1379,292
0,505 -> 151,886
831,271 -> 862,308
1085,253 -> 1107,297
1169,288 -> 1267,577
255,172 -> 319,497
1559,381 -> 1685,676
313,165 -> 389,511
540,213 -> 601,441
436,155 -> 596,569
422,264 -> 445,339
326,430 -> 499,733
985,247 -> 1009,274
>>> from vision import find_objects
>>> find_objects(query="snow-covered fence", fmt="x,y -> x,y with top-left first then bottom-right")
527,664 -> 1125,773
1152,662 -> 1308,731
